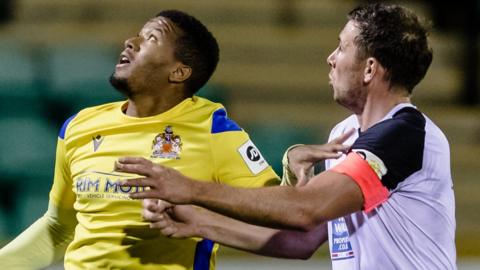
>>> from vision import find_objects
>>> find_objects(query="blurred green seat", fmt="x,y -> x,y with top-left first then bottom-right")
0,44 -> 45,117
0,116 -> 57,235
196,84 -> 229,105
47,45 -> 123,122
0,117 -> 56,179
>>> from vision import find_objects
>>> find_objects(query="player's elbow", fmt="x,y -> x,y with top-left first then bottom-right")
294,248 -> 316,260
295,209 -> 326,232
276,238 -> 319,260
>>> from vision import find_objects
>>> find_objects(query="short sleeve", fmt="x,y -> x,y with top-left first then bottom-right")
330,107 -> 426,211
210,109 -> 279,188
350,107 -> 426,190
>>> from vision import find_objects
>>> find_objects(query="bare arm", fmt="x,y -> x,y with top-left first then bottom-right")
142,199 -> 328,259
118,131 -> 359,231
118,159 -> 363,231
191,171 -> 363,231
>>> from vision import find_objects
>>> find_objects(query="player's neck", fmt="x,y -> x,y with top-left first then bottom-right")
358,86 -> 410,131
125,88 -> 189,118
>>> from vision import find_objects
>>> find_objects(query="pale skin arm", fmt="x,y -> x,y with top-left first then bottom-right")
142,199 -> 328,259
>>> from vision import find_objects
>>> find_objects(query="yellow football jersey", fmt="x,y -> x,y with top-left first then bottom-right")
49,96 -> 279,270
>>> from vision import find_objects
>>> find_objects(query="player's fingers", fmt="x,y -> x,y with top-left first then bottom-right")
296,167 -> 308,187
330,144 -> 350,153
151,212 -> 180,236
120,177 -> 155,188
160,225 -> 178,237
143,199 -> 158,211
143,208 -> 164,222
150,219 -> 171,230
158,200 -> 174,211
129,189 -> 160,200
308,148 -> 344,160
118,157 -> 169,175
320,151 -> 344,159
330,128 -> 355,144
118,156 -> 151,165
114,162 -> 152,177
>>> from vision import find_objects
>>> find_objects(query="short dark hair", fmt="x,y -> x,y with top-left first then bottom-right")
348,3 -> 433,92
156,10 -> 219,95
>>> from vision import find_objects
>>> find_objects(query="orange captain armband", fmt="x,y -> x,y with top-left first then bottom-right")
330,152 -> 389,212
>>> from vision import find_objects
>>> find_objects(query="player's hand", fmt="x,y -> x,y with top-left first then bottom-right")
287,129 -> 354,186
115,157 -> 193,204
147,202 -> 203,239
142,199 -> 173,223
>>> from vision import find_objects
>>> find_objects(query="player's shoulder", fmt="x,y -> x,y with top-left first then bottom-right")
58,101 -> 125,139
193,96 -> 243,134
328,114 -> 359,141
190,96 -> 224,114
367,106 -> 426,140
391,106 -> 425,127
353,106 -> 427,156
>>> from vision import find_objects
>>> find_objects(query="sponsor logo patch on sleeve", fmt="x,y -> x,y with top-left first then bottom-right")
238,140 -> 269,175
352,149 -> 387,179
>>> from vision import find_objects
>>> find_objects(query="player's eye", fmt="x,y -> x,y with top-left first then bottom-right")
148,35 -> 157,41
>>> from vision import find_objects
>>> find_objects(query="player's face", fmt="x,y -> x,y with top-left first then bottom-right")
327,20 -> 367,114
111,17 -> 182,95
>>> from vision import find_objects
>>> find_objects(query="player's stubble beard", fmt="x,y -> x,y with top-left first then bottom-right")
109,73 -> 133,98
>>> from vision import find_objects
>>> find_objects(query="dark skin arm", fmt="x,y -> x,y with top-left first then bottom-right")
143,199 -> 328,259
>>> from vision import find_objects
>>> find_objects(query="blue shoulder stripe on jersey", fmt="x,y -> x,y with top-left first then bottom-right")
211,108 -> 241,134
193,239 -> 214,270
59,114 -> 77,139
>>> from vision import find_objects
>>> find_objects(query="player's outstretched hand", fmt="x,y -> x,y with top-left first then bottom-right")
115,157 -> 193,204
144,199 -> 202,238
288,128 -> 354,187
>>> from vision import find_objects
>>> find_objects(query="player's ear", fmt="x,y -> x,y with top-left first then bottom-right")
169,64 -> 192,83
363,57 -> 377,84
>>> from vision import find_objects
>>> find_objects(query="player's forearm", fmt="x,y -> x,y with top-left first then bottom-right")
190,170 -> 363,231
0,203 -> 76,269
190,181 -> 321,231
196,208 -> 327,259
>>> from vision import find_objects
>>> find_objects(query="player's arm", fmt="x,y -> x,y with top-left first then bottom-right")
117,120 -> 385,231
0,203 -> 77,269
143,200 -> 327,259
0,119 -> 78,269
116,151 -> 369,231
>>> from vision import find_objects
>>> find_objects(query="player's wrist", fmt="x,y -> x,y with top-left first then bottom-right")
187,179 -> 205,204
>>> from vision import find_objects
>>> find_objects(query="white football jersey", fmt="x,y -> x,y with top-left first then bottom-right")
326,103 -> 456,270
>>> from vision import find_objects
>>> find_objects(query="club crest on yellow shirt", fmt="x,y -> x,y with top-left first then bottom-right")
151,125 -> 182,159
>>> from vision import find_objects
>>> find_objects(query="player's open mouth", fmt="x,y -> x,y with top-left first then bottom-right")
116,53 -> 131,68
120,57 -> 130,64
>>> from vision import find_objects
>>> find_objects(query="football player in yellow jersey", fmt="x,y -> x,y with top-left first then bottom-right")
0,10 -> 279,270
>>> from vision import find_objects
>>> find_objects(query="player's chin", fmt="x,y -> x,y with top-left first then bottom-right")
109,73 -> 132,95
112,66 -> 129,79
